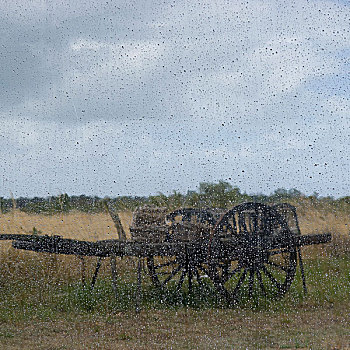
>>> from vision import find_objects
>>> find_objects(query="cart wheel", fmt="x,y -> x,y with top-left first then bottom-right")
209,202 -> 297,301
146,249 -> 211,292
146,208 -> 216,292
273,202 -> 307,294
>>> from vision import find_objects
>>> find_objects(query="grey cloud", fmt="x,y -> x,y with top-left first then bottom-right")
0,0 -> 349,197
2,0 -> 348,123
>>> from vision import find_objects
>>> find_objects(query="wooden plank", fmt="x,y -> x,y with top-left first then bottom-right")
106,202 -> 127,241
296,233 -> 332,246
11,232 -> 332,259
11,236 -> 192,257
12,237 -> 106,256
211,233 -> 332,260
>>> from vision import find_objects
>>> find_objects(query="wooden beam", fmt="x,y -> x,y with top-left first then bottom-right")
106,202 -> 127,241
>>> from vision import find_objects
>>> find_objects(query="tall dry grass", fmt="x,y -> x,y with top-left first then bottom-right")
0,210 -> 134,284
0,210 -> 133,252
293,201 -> 350,258
297,207 -> 349,236
0,206 -> 348,252
1,205 -> 348,240
0,205 -> 348,283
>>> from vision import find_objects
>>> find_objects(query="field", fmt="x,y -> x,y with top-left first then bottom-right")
0,206 -> 349,349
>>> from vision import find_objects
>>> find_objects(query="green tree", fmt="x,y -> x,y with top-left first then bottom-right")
168,191 -> 184,209
149,192 -> 168,207
58,193 -> 71,212
198,180 -> 233,207
0,197 -> 4,214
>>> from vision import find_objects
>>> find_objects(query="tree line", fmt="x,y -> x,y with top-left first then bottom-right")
0,180 -> 349,215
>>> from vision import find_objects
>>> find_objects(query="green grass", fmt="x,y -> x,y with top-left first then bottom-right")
0,254 -> 348,350
0,254 -> 348,321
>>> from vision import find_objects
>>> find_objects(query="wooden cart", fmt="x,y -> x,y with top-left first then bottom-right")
3,202 -> 332,307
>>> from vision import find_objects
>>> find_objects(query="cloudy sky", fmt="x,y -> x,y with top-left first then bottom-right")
0,0 -> 349,198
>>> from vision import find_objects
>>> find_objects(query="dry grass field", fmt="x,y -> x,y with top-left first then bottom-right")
0,210 -> 133,242
0,204 -> 348,257
0,204 -> 348,282
0,204 -> 349,240
0,205 -> 348,281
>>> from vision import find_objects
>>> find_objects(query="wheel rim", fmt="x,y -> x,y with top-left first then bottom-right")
210,202 -> 297,301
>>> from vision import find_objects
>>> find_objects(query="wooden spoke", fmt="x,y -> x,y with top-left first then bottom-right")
161,264 -> 183,287
176,269 -> 186,292
248,270 -> 254,298
256,270 -> 266,296
261,265 -> 282,293
232,269 -> 247,297
195,267 -> 204,287
188,267 -> 193,292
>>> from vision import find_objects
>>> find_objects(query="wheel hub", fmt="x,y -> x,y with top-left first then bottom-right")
240,244 -> 267,269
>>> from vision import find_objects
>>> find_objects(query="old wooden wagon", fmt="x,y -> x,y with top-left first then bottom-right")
1,202 -> 331,308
